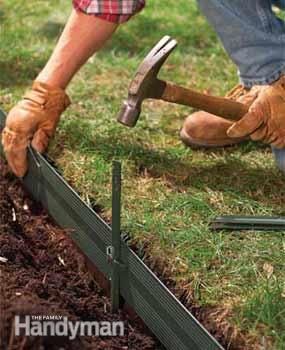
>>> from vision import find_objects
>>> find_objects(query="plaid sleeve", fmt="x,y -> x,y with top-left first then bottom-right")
73,0 -> 145,23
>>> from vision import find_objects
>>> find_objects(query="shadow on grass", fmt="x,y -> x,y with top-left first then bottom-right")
0,9 -> 5,22
0,57 -> 46,88
102,6 -> 217,57
39,21 -> 64,40
0,20 -> 64,88
104,16 -> 165,56
58,124 -> 285,209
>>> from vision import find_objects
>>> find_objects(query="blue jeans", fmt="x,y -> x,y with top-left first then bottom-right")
197,0 -> 285,173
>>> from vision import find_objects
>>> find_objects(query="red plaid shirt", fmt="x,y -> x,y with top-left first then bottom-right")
73,0 -> 145,23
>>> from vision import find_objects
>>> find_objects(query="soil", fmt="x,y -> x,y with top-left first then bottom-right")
0,159 -> 157,350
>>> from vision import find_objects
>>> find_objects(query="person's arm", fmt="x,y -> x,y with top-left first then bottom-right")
1,10 -> 118,177
37,10 -> 118,88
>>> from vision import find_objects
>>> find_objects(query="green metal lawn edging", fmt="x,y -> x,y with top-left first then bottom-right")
0,109 -> 224,350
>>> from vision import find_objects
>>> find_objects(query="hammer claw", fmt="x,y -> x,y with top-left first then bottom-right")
149,39 -> 177,73
144,35 -> 173,60
137,36 -> 177,75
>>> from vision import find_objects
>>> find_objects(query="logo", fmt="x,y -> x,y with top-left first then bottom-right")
15,315 -> 125,340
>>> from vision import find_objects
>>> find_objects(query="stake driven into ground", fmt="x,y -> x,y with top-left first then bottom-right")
1,1 -> 285,349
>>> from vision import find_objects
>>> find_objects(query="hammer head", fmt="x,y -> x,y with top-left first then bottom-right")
117,36 -> 177,127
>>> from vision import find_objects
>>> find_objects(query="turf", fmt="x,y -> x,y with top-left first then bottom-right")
1,1 -> 285,348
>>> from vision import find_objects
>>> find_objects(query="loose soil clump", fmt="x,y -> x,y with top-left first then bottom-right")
0,159 -> 157,350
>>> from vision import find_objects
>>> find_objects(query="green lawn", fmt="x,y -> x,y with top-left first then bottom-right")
1,1 -> 285,349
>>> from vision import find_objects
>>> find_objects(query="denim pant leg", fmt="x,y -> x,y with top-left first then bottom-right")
272,147 -> 285,173
197,0 -> 285,174
197,0 -> 285,88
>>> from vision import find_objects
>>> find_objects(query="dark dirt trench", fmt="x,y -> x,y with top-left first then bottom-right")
0,159 -> 158,350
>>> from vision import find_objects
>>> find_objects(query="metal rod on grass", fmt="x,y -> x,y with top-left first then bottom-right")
211,216 -> 285,231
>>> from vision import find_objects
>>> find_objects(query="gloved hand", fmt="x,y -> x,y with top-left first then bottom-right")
1,81 -> 70,177
227,76 -> 285,148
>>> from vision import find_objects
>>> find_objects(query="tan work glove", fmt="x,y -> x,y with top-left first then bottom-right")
227,76 -> 285,148
1,81 -> 70,177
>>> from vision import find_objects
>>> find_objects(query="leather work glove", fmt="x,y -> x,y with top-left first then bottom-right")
227,76 -> 285,148
1,81 -> 70,177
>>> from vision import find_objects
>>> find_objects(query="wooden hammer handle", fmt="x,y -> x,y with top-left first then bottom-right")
161,81 -> 248,121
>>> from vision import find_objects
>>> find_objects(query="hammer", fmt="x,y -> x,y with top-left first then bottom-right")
117,36 -> 248,127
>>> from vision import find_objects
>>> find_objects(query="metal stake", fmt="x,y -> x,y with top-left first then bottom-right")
110,160 -> 122,313
211,215 -> 285,232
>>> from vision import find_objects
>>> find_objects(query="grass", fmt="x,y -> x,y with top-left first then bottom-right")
1,1 -> 285,348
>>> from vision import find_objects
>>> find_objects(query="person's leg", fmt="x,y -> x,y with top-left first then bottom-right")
190,1 -> 285,173
197,0 -> 285,87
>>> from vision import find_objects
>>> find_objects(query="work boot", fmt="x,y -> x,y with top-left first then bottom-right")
180,84 -> 260,148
